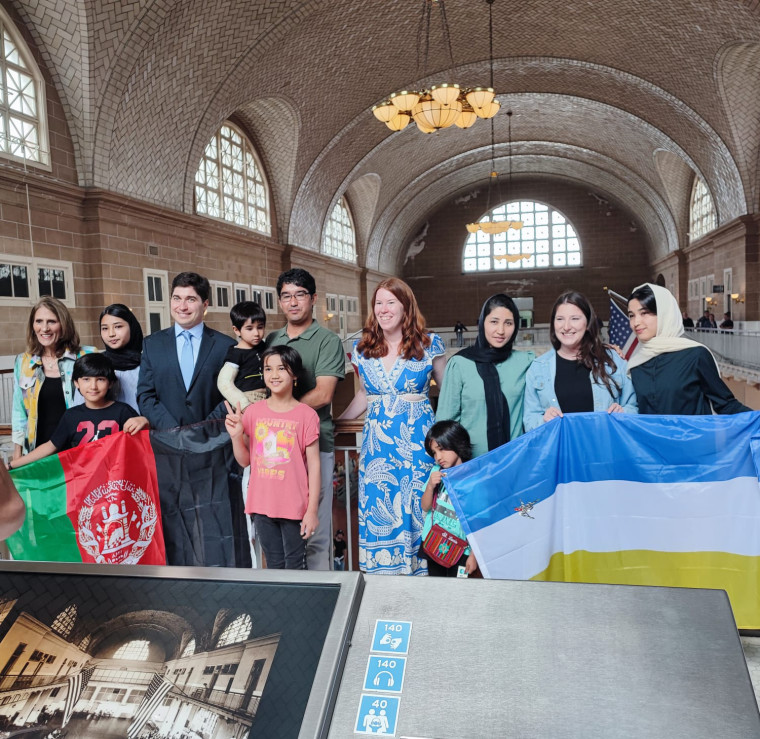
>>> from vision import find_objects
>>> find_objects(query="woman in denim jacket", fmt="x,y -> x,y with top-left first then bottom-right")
523,291 -> 637,432
12,297 -> 89,459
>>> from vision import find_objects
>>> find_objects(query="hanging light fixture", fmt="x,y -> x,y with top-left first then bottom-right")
372,0 -> 499,133
466,110 -> 524,238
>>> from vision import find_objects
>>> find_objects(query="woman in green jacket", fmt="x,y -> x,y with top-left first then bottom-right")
437,294 -> 534,458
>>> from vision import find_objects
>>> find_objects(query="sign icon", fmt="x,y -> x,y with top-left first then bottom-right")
371,620 -> 412,655
363,655 -> 406,694
354,694 -> 400,735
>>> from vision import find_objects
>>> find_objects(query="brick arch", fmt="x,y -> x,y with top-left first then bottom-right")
234,96 -> 301,241
653,149 -> 695,249
290,61 -> 743,260
716,41 -> 760,210
341,173 -> 381,265
365,146 -> 674,274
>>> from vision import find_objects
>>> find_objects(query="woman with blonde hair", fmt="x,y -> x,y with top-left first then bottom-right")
12,296 -> 90,460
339,277 -> 446,575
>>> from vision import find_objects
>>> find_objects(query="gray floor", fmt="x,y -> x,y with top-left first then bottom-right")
742,636 -> 760,706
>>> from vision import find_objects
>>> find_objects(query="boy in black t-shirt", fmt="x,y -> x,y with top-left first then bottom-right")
8,354 -> 149,470
217,300 -> 268,410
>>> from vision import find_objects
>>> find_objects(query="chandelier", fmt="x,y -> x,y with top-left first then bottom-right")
466,109 -> 524,237
372,0 -> 500,134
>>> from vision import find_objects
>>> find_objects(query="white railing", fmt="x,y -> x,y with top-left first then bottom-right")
0,369 -> 12,426
686,328 -> 760,372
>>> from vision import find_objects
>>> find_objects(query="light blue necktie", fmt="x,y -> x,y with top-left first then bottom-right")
180,330 -> 194,390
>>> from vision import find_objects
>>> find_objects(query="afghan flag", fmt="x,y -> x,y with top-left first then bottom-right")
444,411 -> 760,629
7,430 -> 166,565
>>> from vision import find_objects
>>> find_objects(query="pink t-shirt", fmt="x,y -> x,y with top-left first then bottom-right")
242,399 -> 320,519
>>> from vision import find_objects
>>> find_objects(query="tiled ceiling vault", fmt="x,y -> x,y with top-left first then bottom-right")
11,0 -> 760,270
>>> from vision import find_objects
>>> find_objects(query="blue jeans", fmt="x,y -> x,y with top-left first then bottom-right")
253,514 -> 307,569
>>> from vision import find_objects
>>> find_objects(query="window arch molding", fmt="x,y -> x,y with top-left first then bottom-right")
463,200 -> 582,273
194,120 -> 271,235
0,5 -> 49,166
322,196 -> 357,263
688,175 -> 717,243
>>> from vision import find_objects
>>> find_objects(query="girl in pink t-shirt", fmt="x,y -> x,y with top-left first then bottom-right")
226,345 -> 320,569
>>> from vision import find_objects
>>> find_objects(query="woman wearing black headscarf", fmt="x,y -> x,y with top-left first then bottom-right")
99,303 -> 144,409
437,294 -> 534,458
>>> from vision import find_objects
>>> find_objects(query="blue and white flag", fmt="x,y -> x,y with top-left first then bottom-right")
443,411 -> 760,628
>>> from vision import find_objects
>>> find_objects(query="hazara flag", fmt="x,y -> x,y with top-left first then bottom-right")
443,411 -> 760,629
7,430 -> 166,565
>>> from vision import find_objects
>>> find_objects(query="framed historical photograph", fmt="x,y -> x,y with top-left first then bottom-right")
0,563 -> 362,739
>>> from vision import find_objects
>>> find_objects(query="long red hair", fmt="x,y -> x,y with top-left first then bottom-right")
357,278 -> 431,360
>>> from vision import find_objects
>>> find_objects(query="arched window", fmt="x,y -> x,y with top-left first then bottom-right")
78,635 -> 91,652
113,640 -> 150,661
0,6 -> 48,164
195,122 -> 271,234
181,639 -> 196,658
217,614 -> 252,647
51,605 -> 77,637
463,201 -> 582,272
322,197 -> 356,262
689,175 -> 717,243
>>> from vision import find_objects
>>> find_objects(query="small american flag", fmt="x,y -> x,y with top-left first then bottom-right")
608,298 -> 638,360
127,672 -> 174,739
62,666 -> 95,727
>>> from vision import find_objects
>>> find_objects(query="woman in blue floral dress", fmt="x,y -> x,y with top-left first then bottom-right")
339,278 -> 446,574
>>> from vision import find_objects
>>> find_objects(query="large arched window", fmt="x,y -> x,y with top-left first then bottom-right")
181,639 -> 196,658
0,7 -> 48,165
463,201 -> 582,272
217,614 -> 252,647
114,640 -> 150,661
195,122 -> 271,234
322,197 -> 356,262
51,605 -> 77,637
689,175 -> 717,243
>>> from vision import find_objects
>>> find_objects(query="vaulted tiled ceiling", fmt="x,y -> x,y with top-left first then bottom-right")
13,0 -> 760,271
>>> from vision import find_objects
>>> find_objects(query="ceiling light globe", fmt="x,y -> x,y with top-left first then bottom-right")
479,99 -> 501,119
430,83 -> 461,106
390,90 -> 421,111
454,108 -> 478,129
372,103 -> 397,122
466,87 -> 495,110
385,113 -> 411,131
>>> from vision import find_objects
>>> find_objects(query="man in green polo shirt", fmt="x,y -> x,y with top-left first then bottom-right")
267,268 -> 345,570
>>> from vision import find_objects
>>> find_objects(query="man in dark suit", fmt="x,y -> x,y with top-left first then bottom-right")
138,272 -> 238,567
138,271 -> 234,427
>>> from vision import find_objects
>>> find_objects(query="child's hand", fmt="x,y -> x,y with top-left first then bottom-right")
123,416 -> 150,435
300,511 -> 319,541
465,551 -> 478,575
428,469 -> 443,489
224,401 -> 244,439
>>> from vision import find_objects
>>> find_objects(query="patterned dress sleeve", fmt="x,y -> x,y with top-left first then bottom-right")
428,333 -> 445,358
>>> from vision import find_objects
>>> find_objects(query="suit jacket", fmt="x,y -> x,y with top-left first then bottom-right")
137,324 -> 235,429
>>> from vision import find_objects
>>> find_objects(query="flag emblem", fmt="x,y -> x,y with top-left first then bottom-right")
514,500 -> 539,519
77,480 -> 159,564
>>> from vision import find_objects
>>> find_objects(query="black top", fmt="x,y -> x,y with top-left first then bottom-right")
683,317 -> 694,328
36,377 -> 66,446
630,346 -> 751,415
50,401 -> 138,450
223,345 -> 266,392
554,355 -> 594,413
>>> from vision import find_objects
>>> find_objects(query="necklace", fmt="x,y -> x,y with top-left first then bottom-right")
41,355 -> 58,370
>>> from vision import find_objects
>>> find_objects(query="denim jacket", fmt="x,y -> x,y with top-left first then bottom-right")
12,348 -> 91,452
523,348 -> 638,432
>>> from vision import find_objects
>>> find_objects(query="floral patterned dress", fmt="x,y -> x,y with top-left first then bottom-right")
352,334 -> 445,575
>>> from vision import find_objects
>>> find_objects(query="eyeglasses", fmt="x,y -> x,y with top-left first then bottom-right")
279,291 -> 312,302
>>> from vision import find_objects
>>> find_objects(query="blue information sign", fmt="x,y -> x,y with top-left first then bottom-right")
354,694 -> 401,735
363,655 -> 406,694
371,620 -> 412,655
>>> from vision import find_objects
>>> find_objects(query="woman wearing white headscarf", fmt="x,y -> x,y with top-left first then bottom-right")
626,283 -> 750,415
